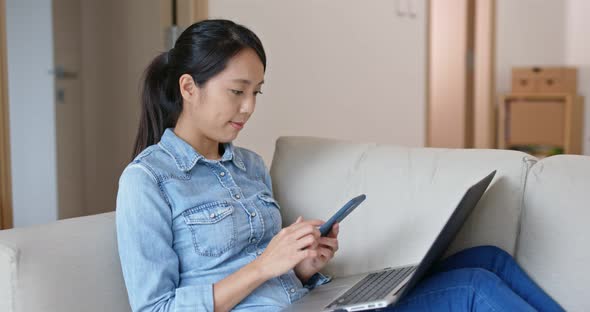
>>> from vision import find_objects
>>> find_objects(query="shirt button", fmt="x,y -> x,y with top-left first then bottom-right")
250,211 -> 256,217
220,172 -> 225,177
235,194 -> 241,199
256,250 -> 262,255
290,288 -> 296,293
209,213 -> 216,219
250,238 -> 256,244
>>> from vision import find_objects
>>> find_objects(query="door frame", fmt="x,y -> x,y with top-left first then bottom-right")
426,0 -> 496,148
0,0 -> 14,230
176,0 -> 208,28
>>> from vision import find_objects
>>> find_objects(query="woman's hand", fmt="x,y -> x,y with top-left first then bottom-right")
255,217 -> 324,280
294,218 -> 340,284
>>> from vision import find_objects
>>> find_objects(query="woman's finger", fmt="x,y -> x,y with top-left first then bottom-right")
318,246 -> 334,261
290,222 -> 322,240
294,233 -> 317,250
297,248 -> 318,262
318,237 -> 335,247
328,223 -> 339,238
318,237 -> 338,251
287,219 -> 324,232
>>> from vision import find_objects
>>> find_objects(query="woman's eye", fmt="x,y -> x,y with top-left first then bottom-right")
254,90 -> 263,96
230,89 -> 244,95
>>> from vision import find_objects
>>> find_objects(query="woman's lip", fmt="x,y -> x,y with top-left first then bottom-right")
230,121 -> 244,129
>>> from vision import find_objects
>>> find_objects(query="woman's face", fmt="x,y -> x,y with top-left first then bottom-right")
179,48 -> 265,143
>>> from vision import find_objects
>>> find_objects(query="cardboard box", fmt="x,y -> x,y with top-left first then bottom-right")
512,67 -> 577,94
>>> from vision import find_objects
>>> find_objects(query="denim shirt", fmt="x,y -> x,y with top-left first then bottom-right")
116,128 -> 330,312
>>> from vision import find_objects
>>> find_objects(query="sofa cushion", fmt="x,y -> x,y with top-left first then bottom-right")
270,136 -> 536,277
517,155 -> 590,312
0,212 -> 130,312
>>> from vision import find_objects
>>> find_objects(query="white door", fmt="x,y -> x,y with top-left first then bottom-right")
5,0 -> 58,227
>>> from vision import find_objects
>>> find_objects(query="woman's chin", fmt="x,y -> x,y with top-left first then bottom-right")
220,131 -> 239,143
224,125 -> 242,140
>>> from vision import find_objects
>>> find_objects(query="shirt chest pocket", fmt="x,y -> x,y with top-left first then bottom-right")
257,193 -> 283,235
182,201 -> 236,257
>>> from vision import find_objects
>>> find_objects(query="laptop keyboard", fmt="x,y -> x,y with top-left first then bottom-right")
325,266 -> 417,309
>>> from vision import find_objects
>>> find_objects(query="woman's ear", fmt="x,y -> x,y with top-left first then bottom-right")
179,74 -> 198,101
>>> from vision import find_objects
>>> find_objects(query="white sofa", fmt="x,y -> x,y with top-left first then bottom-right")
1,136 -> 589,311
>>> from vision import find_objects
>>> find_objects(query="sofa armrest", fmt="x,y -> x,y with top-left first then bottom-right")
0,212 -> 130,312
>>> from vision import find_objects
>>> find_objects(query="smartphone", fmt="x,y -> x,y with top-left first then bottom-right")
318,194 -> 366,237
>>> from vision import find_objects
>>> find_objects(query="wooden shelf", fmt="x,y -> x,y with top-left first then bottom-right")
498,93 -> 584,155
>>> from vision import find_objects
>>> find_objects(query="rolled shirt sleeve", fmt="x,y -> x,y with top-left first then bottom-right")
303,272 -> 332,290
116,164 -> 215,312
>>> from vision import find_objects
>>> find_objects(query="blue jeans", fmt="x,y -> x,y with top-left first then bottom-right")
374,245 -> 564,312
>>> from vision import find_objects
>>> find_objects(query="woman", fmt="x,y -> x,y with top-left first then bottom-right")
116,19 -> 564,312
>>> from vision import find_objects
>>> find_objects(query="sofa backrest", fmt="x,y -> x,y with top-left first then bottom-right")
270,136 -> 536,277
516,155 -> 590,312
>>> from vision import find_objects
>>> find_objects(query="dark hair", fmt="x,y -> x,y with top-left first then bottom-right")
132,19 -> 266,159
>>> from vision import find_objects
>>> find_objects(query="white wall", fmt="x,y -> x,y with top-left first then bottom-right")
565,0 -> 590,155
209,0 -> 428,165
6,0 -> 58,227
496,0 -> 566,94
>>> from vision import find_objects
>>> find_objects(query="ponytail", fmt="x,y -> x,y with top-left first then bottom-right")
131,19 -> 267,160
132,51 -> 181,159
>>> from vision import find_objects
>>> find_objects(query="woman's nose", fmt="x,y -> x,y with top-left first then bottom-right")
240,96 -> 256,114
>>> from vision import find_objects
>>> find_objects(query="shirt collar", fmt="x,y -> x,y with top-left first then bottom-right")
158,128 -> 246,172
